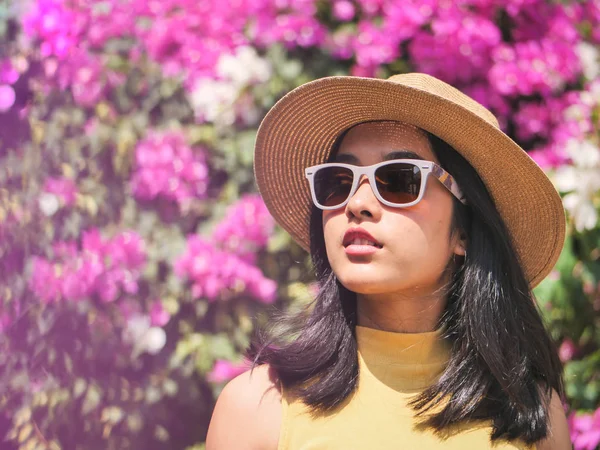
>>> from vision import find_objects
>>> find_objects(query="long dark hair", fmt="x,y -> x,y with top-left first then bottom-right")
245,127 -> 564,445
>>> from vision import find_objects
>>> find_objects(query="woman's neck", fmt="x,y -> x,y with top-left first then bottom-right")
356,292 -> 447,333
355,324 -> 451,391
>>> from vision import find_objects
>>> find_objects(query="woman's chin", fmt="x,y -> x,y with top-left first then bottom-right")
336,271 -> 395,294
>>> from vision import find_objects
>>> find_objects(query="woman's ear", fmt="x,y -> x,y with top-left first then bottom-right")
453,229 -> 467,257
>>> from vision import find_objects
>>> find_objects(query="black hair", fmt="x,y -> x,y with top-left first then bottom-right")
245,127 -> 564,445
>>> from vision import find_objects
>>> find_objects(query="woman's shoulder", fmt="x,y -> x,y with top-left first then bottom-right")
206,363 -> 283,450
535,388 -> 572,450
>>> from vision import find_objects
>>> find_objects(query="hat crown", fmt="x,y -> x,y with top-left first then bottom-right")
387,73 -> 500,129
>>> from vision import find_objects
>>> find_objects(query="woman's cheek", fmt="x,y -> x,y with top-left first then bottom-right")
323,217 -> 343,265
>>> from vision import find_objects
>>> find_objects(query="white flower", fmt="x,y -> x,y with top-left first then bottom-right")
563,192 -> 598,232
123,314 -> 150,344
563,103 -> 588,122
38,193 -> 60,216
189,78 -> 237,125
144,327 -> 167,355
566,139 -> 600,168
589,80 -> 600,103
189,46 -> 271,127
553,166 -> 578,193
553,139 -> 600,232
123,314 -> 167,356
576,42 -> 600,81
216,46 -> 271,88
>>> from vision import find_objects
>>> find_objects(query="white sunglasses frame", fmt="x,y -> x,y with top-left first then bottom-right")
304,158 -> 468,210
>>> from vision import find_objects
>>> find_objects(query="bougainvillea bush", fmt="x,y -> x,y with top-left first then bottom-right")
0,0 -> 599,448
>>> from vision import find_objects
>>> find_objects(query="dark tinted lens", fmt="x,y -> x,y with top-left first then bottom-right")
375,163 -> 421,204
314,166 -> 354,207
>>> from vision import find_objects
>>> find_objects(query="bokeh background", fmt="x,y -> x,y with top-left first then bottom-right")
0,0 -> 599,448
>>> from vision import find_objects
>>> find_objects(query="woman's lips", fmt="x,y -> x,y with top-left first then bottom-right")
344,244 -> 381,256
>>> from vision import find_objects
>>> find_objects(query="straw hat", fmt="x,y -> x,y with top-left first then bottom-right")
253,73 -> 566,288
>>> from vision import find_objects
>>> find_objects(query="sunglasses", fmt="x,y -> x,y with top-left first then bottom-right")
304,159 -> 467,210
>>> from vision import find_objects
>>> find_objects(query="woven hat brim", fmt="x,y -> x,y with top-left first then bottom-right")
254,76 -> 566,288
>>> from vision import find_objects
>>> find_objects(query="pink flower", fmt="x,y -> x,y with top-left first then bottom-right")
558,338 -> 577,363
383,0 -> 434,42
409,6 -> 500,85
149,301 -> 170,327
332,1 -> 356,21
22,0 -> 128,106
462,82 -> 511,129
0,314 -> 11,333
105,231 -> 147,269
71,59 -> 107,107
43,177 -> 78,207
356,0 -> 385,16
0,294 -> 22,334
212,194 -> 275,263
28,229 -> 147,304
0,85 -> 15,112
174,236 -> 277,303
521,87 -> 594,169
351,20 -> 401,73
29,257 -> 63,304
326,28 -> 355,59
510,2 -> 580,44
0,60 -> 19,84
251,278 -> 277,302
570,408 -> 600,450
257,14 -> 326,50
489,39 -> 581,97
582,0 -> 600,43
118,299 -> 142,321
207,359 -> 251,383
514,102 -> 552,141
131,131 -> 209,210
528,147 -> 570,170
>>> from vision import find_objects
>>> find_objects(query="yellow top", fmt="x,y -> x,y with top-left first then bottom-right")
278,325 -> 535,450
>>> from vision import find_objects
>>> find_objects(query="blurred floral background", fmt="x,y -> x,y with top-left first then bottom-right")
0,0 -> 599,448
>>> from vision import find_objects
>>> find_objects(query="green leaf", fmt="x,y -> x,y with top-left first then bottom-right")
127,413 -> 144,433
208,334 -> 236,360
162,379 -> 178,397
13,407 -> 32,428
267,226 -> 292,253
154,424 -> 170,442
82,384 -> 102,415
185,444 -> 206,450
101,406 -> 125,425
18,423 -> 33,443
583,381 -> 600,405
73,378 -> 87,398
145,386 -> 162,404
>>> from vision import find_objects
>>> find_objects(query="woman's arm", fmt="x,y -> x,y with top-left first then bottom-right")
206,364 -> 282,450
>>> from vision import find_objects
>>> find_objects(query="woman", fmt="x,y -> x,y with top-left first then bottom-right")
206,73 -> 572,449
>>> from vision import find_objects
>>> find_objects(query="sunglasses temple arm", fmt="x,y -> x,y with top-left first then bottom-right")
431,164 -> 468,205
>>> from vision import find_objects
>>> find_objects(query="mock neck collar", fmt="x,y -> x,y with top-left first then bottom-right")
356,324 -> 451,392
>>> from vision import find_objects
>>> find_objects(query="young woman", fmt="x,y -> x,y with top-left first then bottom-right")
206,73 -> 572,449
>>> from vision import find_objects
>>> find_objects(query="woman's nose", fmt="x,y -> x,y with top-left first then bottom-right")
345,175 -> 383,219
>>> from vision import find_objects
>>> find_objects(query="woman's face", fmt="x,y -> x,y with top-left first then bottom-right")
322,121 -> 466,299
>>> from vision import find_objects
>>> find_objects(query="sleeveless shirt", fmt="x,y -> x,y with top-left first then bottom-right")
278,325 -> 535,449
